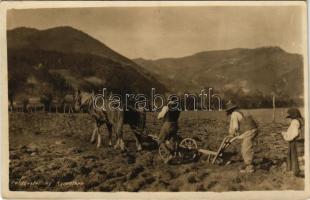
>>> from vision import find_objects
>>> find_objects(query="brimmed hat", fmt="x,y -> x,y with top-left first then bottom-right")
168,99 -> 178,105
286,108 -> 302,119
225,101 -> 238,113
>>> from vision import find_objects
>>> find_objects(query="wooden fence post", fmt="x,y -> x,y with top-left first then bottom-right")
272,95 -> 276,122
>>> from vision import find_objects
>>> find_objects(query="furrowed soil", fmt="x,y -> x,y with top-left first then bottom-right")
9,109 -> 305,192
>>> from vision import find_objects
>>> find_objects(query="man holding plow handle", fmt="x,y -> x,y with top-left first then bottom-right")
225,101 -> 258,173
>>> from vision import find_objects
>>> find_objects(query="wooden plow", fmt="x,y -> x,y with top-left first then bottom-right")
147,131 -> 239,164
198,136 -> 238,164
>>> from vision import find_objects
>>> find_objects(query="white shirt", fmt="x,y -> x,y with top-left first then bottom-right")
229,111 -> 244,135
281,119 -> 300,141
157,106 -> 169,119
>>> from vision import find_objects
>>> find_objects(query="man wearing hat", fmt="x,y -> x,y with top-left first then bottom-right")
225,101 -> 258,173
157,98 -> 181,163
281,108 -> 303,176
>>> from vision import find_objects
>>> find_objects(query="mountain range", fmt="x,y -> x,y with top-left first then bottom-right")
7,26 -> 304,107
134,47 -> 304,101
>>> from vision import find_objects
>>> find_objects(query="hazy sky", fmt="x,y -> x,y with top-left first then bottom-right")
7,6 -> 303,59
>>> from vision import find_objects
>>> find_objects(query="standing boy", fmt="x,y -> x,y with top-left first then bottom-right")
281,108 -> 303,176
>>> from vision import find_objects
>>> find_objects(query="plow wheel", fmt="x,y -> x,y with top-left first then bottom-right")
179,138 -> 198,160
180,138 -> 198,150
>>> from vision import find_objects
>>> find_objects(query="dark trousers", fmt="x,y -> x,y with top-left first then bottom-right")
287,140 -> 300,176
159,122 -> 178,153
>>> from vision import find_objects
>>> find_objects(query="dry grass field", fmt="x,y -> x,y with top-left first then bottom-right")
9,108 -> 305,191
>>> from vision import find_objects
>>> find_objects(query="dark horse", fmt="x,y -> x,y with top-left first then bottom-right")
74,90 -> 146,151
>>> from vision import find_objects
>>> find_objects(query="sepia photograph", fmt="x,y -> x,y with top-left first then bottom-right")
0,1 -> 309,199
